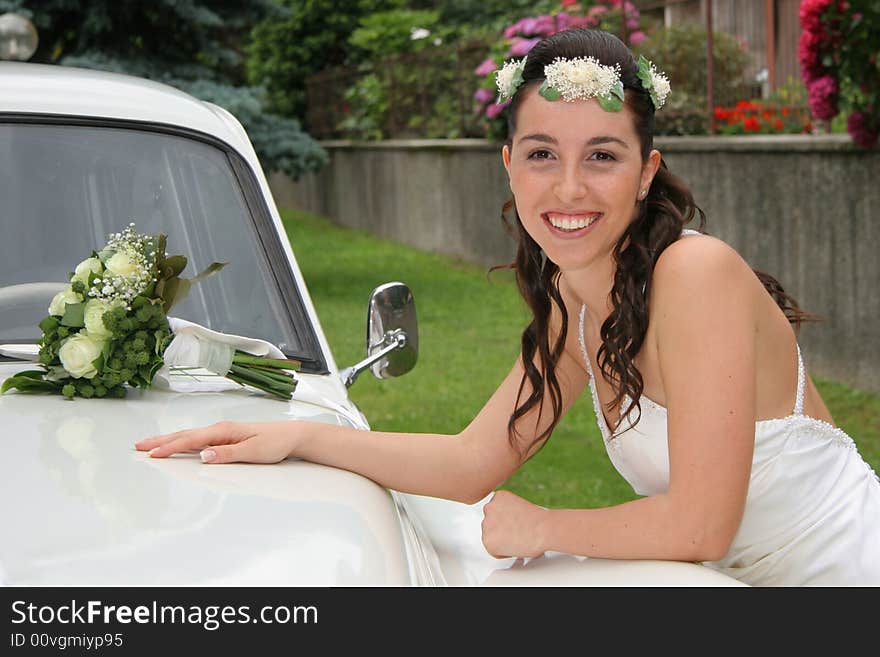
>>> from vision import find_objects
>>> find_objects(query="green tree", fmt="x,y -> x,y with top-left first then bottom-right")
409,0 -> 558,32
635,24 -> 751,135
245,0 -> 403,125
0,0 -> 326,179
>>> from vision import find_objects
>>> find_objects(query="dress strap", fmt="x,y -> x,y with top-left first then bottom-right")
793,343 -> 806,416
577,304 -> 592,379
578,303 -> 613,442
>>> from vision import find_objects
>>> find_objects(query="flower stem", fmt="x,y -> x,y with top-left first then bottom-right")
225,371 -> 293,401
232,352 -> 301,371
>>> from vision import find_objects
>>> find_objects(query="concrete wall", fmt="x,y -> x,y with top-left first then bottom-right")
269,135 -> 880,393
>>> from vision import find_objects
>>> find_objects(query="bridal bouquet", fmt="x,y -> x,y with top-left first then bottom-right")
1,224 -> 300,400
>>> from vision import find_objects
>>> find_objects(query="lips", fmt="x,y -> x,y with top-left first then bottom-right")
542,211 -> 603,237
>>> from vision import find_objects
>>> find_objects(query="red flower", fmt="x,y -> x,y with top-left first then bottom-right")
808,75 -> 840,120
846,111 -> 879,148
743,117 -> 761,132
798,29 -> 826,83
799,0 -> 833,33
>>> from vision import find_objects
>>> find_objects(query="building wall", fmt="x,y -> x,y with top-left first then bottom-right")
270,136 -> 880,393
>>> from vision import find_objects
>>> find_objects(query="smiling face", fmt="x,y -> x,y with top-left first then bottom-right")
502,85 -> 661,275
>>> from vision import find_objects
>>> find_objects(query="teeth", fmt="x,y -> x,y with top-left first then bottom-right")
547,213 -> 600,231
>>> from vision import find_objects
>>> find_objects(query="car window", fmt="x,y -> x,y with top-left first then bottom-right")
0,121 -> 324,370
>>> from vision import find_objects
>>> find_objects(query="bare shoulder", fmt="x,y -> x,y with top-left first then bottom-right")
649,233 -> 763,345
652,233 -> 758,301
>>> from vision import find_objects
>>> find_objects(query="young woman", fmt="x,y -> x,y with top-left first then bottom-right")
136,29 -> 880,586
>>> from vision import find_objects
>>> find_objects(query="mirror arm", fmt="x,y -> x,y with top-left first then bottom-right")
340,330 -> 408,388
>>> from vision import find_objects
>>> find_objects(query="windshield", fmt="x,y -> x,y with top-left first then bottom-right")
0,120 -> 324,371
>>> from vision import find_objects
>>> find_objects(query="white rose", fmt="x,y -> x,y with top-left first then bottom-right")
58,332 -> 105,379
105,251 -> 138,279
83,299 -> 115,339
71,257 -> 103,285
48,287 -> 83,317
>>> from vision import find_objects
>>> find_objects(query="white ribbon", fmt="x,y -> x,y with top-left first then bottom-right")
152,317 -> 286,390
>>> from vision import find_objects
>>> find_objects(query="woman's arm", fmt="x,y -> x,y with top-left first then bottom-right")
484,237 -> 758,562
136,284 -> 591,506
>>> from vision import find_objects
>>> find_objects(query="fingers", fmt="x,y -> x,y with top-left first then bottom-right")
199,443 -> 247,465
134,422 -> 248,458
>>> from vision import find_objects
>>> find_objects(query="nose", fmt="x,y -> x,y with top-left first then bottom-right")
552,162 -> 588,204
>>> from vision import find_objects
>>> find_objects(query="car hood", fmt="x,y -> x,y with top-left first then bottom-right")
0,362 -> 443,586
1,362 -> 747,587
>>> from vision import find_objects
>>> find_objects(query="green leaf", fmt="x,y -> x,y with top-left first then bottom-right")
637,54 -> 652,89
510,56 -> 525,93
162,277 -> 185,314
598,94 -> 623,112
165,255 -> 187,276
2,374 -> 61,394
60,303 -> 86,328
538,80 -> 561,101
189,261 -> 227,285
17,370 -> 49,380
39,316 -> 60,333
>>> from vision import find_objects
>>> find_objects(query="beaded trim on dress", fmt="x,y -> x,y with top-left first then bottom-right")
576,302 -> 877,479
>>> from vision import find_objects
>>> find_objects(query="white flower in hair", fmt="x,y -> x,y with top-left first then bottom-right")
637,55 -> 671,109
543,56 -> 620,101
649,66 -> 670,107
495,57 -> 527,101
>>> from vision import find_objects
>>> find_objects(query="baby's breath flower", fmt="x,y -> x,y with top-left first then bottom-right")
636,55 -> 671,110
543,56 -> 621,102
647,63 -> 670,108
495,57 -> 527,101
89,224 -> 157,306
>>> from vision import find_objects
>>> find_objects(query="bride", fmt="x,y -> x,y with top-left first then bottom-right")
137,28 -> 880,586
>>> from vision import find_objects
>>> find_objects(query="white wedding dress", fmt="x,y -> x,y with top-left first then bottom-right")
577,294 -> 880,586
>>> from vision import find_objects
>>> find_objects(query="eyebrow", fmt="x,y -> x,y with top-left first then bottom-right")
518,133 -> 630,149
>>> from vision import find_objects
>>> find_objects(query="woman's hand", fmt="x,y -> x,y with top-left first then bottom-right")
481,490 -> 550,559
134,421 -> 299,464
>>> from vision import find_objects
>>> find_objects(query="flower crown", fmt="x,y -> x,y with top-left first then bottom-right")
495,54 -> 670,111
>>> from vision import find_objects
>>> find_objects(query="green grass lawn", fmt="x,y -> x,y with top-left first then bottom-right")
281,208 -> 880,508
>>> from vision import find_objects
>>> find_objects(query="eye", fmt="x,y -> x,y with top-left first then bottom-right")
589,151 -> 615,162
527,149 -> 554,160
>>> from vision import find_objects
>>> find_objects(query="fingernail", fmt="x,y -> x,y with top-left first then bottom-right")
148,447 -> 160,456
200,449 -> 216,463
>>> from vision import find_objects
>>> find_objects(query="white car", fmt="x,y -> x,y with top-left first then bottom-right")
0,62 -> 743,587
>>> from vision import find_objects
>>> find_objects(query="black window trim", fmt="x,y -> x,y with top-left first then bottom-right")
0,112 -> 328,374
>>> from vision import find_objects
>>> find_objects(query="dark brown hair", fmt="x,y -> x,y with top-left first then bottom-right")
492,29 -> 817,455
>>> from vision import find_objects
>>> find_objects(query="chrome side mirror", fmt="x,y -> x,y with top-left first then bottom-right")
340,282 -> 418,388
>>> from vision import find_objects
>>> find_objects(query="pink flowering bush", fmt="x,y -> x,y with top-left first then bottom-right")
799,0 -> 879,148
472,0 -> 645,140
